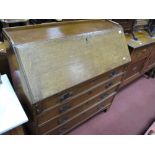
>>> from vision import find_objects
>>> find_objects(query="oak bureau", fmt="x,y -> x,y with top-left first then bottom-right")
3,20 -> 131,134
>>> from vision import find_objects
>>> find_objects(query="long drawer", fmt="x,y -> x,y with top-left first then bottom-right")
38,89 -> 116,134
35,66 -> 125,111
44,96 -> 113,135
37,75 -> 121,125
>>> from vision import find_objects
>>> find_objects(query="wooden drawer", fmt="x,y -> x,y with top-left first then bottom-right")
35,66 -> 125,111
131,47 -> 150,62
44,97 -> 112,135
37,76 -> 121,125
38,89 -> 116,134
124,59 -> 146,79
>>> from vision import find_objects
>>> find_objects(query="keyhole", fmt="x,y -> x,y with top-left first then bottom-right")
86,37 -> 88,43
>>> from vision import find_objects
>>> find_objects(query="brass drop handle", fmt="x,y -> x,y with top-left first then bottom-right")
109,70 -> 118,78
59,92 -> 73,102
100,93 -> 108,100
105,82 -> 113,88
59,103 -> 71,113
58,127 -> 67,134
97,103 -> 103,110
88,90 -> 93,95
58,117 -> 68,124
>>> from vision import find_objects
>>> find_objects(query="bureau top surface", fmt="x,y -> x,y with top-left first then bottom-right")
125,30 -> 155,48
3,20 -> 131,104
4,20 -> 120,45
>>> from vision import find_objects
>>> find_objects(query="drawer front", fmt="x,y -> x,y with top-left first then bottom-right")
44,99 -> 112,135
37,77 -> 121,125
131,47 -> 150,62
124,59 -> 146,79
35,66 -> 125,111
38,91 -> 116,134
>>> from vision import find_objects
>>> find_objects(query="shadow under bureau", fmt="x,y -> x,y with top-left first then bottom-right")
3,20 -> 131,134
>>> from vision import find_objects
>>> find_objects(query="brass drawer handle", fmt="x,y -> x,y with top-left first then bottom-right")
59,103 -> 71,113
88,90 -> 93,95
59,92 -> 73,102
58,117 -> 68,124
58,127 -> 67,134
105,82 -> 113,89
100,93 -> 109,100
97,103 -> 103,110
109,70 -> 118,78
